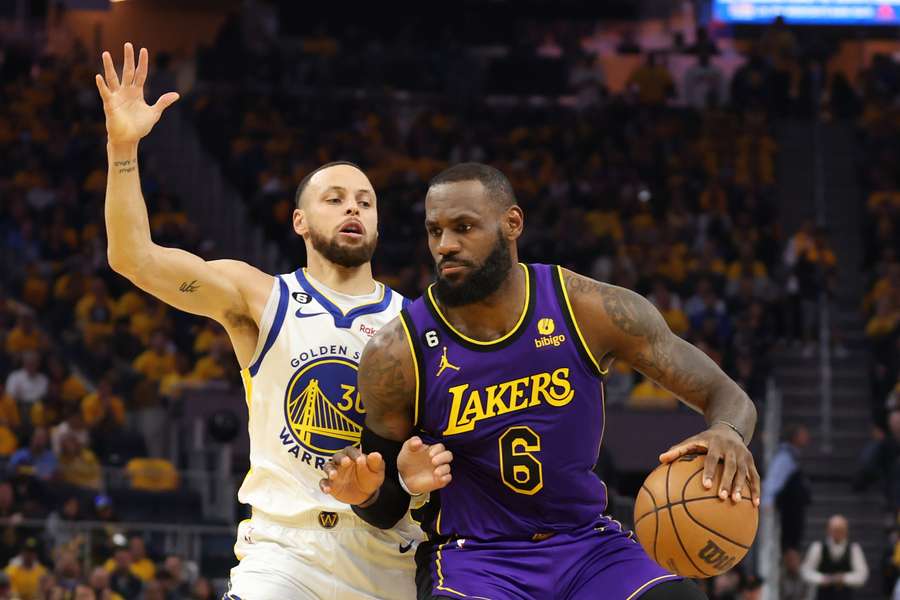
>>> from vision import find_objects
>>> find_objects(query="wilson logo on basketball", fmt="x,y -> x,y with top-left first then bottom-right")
534,317 -> 566,349
697,540 -> 736,572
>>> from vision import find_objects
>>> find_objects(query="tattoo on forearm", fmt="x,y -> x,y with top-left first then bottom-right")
633,337 -> 714,400
113,158 -> 136,174
179,280 -> 200,293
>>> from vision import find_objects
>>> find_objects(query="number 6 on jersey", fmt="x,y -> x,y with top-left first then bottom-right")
498,426 -> 543,495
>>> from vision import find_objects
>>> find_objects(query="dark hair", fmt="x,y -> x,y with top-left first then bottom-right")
428,162 -> 516,208
294,161 -> 363,208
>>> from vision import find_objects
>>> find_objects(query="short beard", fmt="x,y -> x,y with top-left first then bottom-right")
434,229 -> 512,307
308,228 -> 376,268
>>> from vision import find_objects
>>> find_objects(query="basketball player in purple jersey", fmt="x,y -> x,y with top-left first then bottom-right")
322,164 -> 761,599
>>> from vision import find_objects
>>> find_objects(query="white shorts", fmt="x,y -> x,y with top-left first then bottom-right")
225,510 -> 418,600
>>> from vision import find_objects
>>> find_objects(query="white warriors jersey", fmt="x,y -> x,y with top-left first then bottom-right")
238,268 -> 409,520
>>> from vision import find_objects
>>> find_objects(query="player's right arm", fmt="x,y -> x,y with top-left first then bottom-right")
98,43 -> 272,366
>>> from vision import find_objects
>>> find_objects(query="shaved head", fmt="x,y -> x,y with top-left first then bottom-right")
295,161 -> 364,208
429,163 -> 516,209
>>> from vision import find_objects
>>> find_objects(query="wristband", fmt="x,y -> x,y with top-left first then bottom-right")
398,471 -> 424,497
713,420 -> 746,444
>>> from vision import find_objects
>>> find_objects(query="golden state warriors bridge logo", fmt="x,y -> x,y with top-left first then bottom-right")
281,358 -> 365,463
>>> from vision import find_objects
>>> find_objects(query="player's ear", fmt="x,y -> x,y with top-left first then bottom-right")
503,205 -> 524,240
293,208 -> 308,237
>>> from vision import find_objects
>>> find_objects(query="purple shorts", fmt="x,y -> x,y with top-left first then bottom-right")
415,515 -> 681,600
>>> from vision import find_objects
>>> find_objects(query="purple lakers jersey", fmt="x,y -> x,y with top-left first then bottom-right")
401,263 -> 608,540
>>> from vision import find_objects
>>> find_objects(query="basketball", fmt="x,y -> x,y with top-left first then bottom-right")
633,453 -> 759,579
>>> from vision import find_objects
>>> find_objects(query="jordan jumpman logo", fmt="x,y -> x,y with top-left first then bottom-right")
436,346 -> 460,377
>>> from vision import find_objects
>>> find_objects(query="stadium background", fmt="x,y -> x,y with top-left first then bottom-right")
1,0 -> 899,598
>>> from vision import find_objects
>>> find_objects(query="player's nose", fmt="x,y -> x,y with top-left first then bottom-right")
437,233 -> 461,255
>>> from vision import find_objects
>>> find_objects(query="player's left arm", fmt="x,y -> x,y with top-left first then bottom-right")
562,268 -> 760,506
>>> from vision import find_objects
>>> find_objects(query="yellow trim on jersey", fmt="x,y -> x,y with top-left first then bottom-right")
434,541 -> 491,599
426,263 -> 530,346
625,574 -> 680,600
435,509 -> 443,535
301,268 -> 385,317
398,316 -> 420,426
240,369 -> 253,409
555,266 -> 607,375
435,541 -> 467,597
238,370 -> 254,503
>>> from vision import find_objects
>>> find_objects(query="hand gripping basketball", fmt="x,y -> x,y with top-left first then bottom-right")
659,423 -> 761,506
319,446 -> 385,505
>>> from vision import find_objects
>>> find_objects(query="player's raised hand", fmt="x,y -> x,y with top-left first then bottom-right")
320,446 -> 385,505
95,43 -> 179,144
659,424 -> 761,507
398,436 -> 453,495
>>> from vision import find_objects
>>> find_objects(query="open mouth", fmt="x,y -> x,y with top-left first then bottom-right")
338,220 -> 365,238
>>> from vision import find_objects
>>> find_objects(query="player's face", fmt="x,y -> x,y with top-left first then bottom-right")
425,180 -> 517,306
294,165 -> 378,268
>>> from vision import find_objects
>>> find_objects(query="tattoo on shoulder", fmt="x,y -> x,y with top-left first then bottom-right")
564,271 -> 660,338
179,280 -> 200,293
360,321 -> 413,414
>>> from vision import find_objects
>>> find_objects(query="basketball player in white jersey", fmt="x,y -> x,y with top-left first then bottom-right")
96,43 -> 421,599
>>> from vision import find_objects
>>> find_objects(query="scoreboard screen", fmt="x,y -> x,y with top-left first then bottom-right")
712,1 -> 900,25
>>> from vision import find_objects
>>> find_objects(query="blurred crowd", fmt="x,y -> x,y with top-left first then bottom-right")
0,5 -> 894,597
0,34 -> 225,599
850,48 -> 900,598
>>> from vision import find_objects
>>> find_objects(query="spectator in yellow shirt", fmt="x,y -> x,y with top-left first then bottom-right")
866,297 -> 900,340
627,376 -> 678,410
58,433 -> 101,490
192,321 -> 228,356
5,537 -> 48,600
104,536 -> 155,582
190,339 -> 231,382
0,385 -> 21,430
626,52 -> 675,106
648,280 -> 689,336
75,279 -> 115,349
46,355 -> 87,405
159,353 -> 196,401
132,332 -> 175,382
82,377 -> 126,429
5,313 -> 46,357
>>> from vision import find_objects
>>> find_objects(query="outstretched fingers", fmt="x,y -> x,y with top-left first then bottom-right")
151,92 -> 180,115
102,51 -> 120,92
133,47 -> 149,89
94,74 -> 112,102
122,42 -> 136,87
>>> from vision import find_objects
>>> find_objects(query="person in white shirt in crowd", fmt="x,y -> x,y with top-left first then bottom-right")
801,514 -> 869,600
5,351 -> 48,406
683,50 -> 725,109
